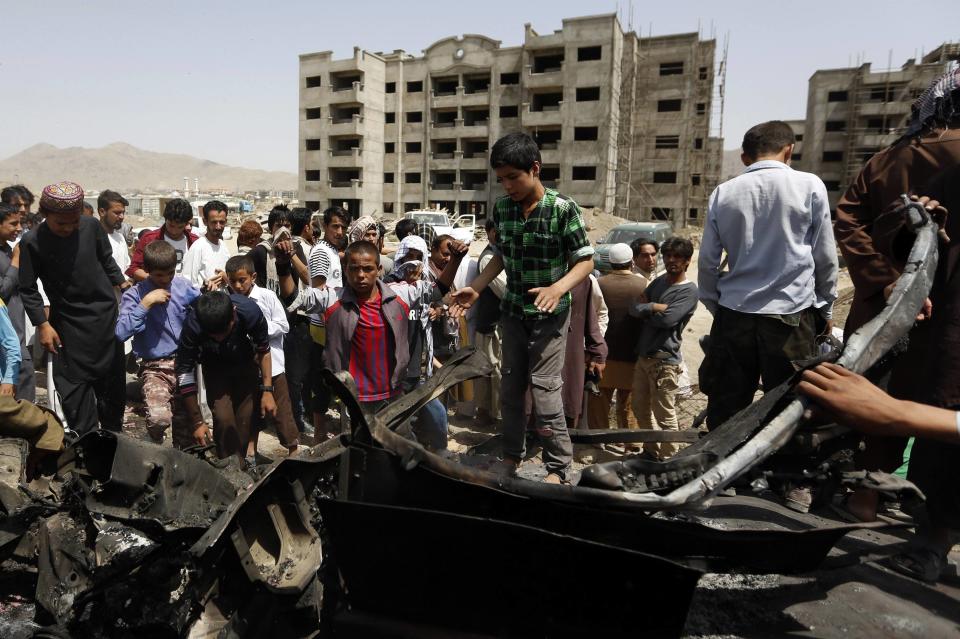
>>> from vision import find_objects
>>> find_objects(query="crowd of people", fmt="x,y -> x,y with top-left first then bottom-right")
0,62 -> 958,584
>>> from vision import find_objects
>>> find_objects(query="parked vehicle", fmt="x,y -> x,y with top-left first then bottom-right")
403,210 -> 475,244
593,222 -> 672,274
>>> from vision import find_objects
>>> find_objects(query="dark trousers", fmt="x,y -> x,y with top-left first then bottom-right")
701,306 -> 818,429
252,373 -> 300,448
284,319 -> 312,431
17,345 -> 36,403
203,364 -> 258,459
54,341 -> 125,435
310,341 -> 332,416
908,404 -> 960,530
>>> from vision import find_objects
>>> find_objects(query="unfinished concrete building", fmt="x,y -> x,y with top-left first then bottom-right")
298,13 -> 724,226
793,43 -> 960,212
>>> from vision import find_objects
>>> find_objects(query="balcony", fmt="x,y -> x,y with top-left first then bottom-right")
857,101 -> 911,116
327,114 -> 365,136
526,62 -> 565,88
328,178 -> 363,198
328,148 -> 362,166
522,107 -> 563,127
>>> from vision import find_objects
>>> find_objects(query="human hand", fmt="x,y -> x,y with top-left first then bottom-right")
38,323 -> 61,354
910,195 -> 949,242
884,281 -> 932,321
651,303 -> 669,313
261,392 -> 277,418
0,383 -> 15,397
448,287 -> 479,318
205,270 -> 225,291
141,288 -> 171,309
193,422 -> 212,447
797,363 -> 904,436
448,239 -> 469,256
11,244 -> 20,267
587,361 -> 605,379
428,306 -> 442,321
528,284 -> 563,313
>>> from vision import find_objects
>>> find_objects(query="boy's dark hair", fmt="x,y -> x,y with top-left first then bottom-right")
394,218 -> 416,240
630,238 -> 658,257
144,240 -> 178,272
97,189 -> 129,211
661,236 -> 694,260
196,291 -> 234,334
490,131 -> 541,171
83,202 -> 94,214
323,205 -> 348,226
1,186 -> 21,205
288,207 -> 312,235
741,121 -> 795,160
164,199 -> 194,224
202,200 -> 229,218
431,234 -> 451,252
376,222 -> 387,247
225,254 -> 256,275
0,203 -> 19,223
267,205 -> 289,231
15,185 -> 34,206
484,217 -> 496,232
345,240 -> 380,265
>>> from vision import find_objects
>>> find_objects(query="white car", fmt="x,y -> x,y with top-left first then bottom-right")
404,210 -> 475,244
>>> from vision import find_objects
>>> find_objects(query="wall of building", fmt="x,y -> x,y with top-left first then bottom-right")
298,13 -> 723,227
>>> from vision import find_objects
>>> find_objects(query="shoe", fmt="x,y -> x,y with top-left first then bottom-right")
784,485 -> 813,513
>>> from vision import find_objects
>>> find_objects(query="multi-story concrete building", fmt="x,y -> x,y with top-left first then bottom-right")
298,13 -> 724,226
794,43 -> 959,212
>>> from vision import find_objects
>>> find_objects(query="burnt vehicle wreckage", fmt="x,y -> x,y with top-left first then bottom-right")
0,199 -> 941,637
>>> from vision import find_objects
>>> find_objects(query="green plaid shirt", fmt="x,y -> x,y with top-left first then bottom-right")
491,188 -> 594,320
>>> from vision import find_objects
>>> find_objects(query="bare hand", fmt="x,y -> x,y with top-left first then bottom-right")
261,392 -> 277,418
428,306 -> 442,321
141,288 -> 171,309
910,195 -> 949,242
205,270 -> 225,291
38,323 -> 62,355
884,281 -> 932,321
449,287 -> 479,318
0,383 -> 15,397
651,303 -> 668,313
797,363 -> 903,436
193,422 -> 212,447
528,284 -> 563,313
587,361 -> 605,379
11,244 -> 20,268
448,239 -> 469,256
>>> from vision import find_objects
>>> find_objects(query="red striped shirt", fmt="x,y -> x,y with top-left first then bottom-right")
349,294 -> 395,401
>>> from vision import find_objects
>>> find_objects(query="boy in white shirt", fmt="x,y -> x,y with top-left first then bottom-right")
183,200 -> 233,290
226,255 -> 299,455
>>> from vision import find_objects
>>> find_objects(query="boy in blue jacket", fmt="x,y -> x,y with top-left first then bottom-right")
117,241 -> 201,445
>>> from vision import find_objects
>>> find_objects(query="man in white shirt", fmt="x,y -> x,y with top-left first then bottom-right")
97,190 -> 132,284
698,120 -> 838,429
305,206 -> 347,434
182,200 -> 232,290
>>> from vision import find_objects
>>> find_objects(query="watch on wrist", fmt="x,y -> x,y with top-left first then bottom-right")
259,384 -> 275,393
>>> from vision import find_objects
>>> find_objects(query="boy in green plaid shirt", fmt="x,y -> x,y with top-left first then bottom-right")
452,132 -> 594,482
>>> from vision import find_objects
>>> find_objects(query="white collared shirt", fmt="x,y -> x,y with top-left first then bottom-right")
247,284 -> 289,375
698,160 -> 838,318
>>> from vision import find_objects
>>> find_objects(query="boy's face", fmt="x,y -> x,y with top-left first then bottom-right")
363,227 -> 378,243
635,244 -> 658,274
227,268 -> 256,296
495,162 -> 540,203
401,248 -> 423,264
45,210 -> 81,238
323,216 -> 347,248
663,251 -> 691,275
164,219 -> 187,240
148,268 -> 176,290
0,215 -> 22,243
402,264 -> 422,284
346,251 -> 379,296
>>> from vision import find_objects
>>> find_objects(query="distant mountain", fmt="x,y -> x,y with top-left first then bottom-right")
721,148 -> 743,182
0,142 -> 296,194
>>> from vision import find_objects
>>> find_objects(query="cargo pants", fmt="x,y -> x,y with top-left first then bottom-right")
500,309 -> 572,477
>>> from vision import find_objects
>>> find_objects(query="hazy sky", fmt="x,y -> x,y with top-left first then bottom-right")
3,0 -> 958,173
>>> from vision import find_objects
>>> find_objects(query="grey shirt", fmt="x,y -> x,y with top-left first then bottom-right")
631,276 -> 698,364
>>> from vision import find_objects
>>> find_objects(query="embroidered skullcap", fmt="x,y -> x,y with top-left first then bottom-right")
39,181 -> 85,214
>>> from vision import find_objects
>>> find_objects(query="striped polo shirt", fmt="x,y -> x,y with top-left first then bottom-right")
349,294 -> 395,402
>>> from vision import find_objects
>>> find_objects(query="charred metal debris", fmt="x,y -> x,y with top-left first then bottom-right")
0,199 -> 939,637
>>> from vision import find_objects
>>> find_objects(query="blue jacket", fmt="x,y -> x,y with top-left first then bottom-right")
116,276 -> 201,359
0,299 -> 21,385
